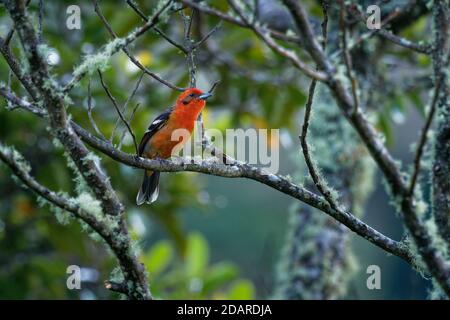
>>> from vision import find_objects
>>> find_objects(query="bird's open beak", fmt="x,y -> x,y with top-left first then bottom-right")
198,92 -> 212,100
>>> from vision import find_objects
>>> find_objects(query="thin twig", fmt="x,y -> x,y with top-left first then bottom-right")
339,2 -> 359,114
300,81 -> 340,211
408,78 -> 442,196
226,0 -> 328,82
92,0 -> 185,92
38,0 -> 43,42
299,0 -> 340,212
0,36 -> 40,101
118,102 -> 141,150
110,71 -> 144,143
347,5 -> 430,55
179,0 -> 300,44
181,8 -> 198,88
63,0 -> 174,93
193,21 -> 223,49
97,70 -> 139,154
125,0 -> 188,53
87,78 -> 107,140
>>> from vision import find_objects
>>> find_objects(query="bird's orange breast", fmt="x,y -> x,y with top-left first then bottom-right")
144,99 -> 205,159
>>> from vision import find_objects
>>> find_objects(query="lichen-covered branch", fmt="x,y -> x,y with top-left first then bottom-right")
281,0 -> 450,296
276,93 -> 375,299
431,1 -> 450,251
0,48 -> 414,275
63,0 -> 174,93
2,0 -> 150,299
93,0 -> 185,92
0,142 -> 150,300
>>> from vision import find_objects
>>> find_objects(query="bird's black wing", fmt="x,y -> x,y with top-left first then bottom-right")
138,107 -> 173,156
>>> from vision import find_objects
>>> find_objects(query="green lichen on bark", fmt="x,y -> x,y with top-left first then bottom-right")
274,87 -> 376,299
72,38 -> 126,78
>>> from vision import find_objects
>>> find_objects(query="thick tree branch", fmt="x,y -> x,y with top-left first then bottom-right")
0,0 -> 412,270
0,142 -> 149,299
4,0 -> 124,217
431,1 -> 450,251
282,0 -> 450,297
0,87 -> 413,265
3,0 -> 150,299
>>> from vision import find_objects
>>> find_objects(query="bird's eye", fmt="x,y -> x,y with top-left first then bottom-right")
189,93 -> 195,97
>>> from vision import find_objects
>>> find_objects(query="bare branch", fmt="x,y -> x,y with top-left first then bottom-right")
281,0 -> 450,296
179,0 -> 301,44
299,2 -> 340,212
226,0 -> 328,82
63,0 -> 175,93
87,78 -> 107,140
75,123 -> 414,265
348,5 -> 431,55
118,102 -> 141,150
92,0 -> 185,92
300,80 -> 341,211
0,142 -> 149,300
409,78 -> 442,196
193,20 -> 223,49
339,2 -> 359,114
3,0 -> 150,299
125,0 -> 188,54
97,70 -> 139,155
0,84 -> 43,116
331,8 -> 408,60
0,36 -> 40,101
181,8 -> 197,88
114,72 -> 144,149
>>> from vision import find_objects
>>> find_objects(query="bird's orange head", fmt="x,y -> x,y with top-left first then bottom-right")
174,88 -> 211,114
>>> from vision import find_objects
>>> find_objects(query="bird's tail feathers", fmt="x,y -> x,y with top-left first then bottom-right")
136,171 -> 160,205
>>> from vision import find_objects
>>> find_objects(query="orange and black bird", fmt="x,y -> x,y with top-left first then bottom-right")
136,88 -> 212,205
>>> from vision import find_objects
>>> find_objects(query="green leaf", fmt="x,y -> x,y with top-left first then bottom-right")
377,112 -> 393,146
203,262 -> 239,293
408,91 -> 426,118
143,240 -> 173,276
185,232 -> 209,278
227,279 -> 255,300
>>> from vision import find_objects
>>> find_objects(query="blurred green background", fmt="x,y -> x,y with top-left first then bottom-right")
0,0 -> 432,299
